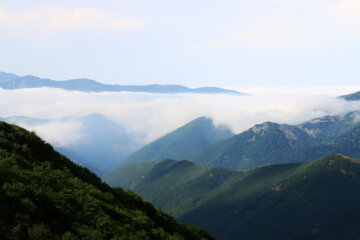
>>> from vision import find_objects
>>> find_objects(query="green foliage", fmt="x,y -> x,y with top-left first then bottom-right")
106,155 -> 360,240
0,121 -> 213,240
28,223 -> 54,240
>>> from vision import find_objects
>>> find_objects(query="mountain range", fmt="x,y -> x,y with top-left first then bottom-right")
0,121 -> 213,240
104,154 -> 360,240
122,111 -> 360,170
0,71 -> 243,95
185,111 -> 360,169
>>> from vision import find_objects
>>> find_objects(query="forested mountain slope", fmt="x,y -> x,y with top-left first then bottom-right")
0,121 -> 213,240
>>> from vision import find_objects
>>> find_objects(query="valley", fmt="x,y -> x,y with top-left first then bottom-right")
3,1 -> 360,238
1,71 -> 360,239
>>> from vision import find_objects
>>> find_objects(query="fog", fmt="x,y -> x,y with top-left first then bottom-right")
1,87 -> 360,148
11,119 -> 84,148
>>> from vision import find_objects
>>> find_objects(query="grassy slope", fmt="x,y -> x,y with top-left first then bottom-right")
0,121 -> 213,240
105,154 -> 360,240
123,117 -> 233,164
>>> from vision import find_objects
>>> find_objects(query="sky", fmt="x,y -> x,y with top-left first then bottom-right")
0,0 -> 360,88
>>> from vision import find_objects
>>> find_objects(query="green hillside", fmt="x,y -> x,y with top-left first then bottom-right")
123,117 -> 233,164
184,111 -> 360,169
104,154 -> 360,240
0,121 -> 213,240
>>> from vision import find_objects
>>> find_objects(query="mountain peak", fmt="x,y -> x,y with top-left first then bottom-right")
318,153 -> 360,165
122,116 -> 234,164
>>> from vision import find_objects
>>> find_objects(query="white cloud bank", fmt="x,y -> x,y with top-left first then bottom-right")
0,6 -> 145,33
1,86 -> 360,147
13,120 -> 84,148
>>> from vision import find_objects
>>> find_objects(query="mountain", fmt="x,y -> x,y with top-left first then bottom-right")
1,114 -> 144,173
281,122 -> 360,163
184,111 -> 360,169
0,71 -> 18,83
0,71 -> 243,95
339,91 -> 360,101
0,121 -> 213,240
122,117 -> 234,164
104,154 -> 360,240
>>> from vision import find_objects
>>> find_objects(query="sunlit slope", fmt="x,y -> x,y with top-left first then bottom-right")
185,111 -> 360,169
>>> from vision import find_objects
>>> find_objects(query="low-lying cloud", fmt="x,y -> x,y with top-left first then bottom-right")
1,87 -> 360,147
9,119 -> 84,148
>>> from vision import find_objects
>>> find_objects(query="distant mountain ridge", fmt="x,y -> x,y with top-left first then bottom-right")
0,71 -> 243,94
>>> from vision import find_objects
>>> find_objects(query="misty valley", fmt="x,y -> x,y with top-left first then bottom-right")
2,0 -> 360,238
1,72 -> 360,239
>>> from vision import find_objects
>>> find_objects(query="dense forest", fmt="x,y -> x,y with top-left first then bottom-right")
0,121 -> 213,240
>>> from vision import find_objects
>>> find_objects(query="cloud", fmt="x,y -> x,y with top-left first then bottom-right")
0,6 -> 145,33
236,85 -> 360,96
330,0 -> 360,32
209,12 -> 319,49
11,119 -> 84,148
1,87 -> 360,146
190,0 -> 360,51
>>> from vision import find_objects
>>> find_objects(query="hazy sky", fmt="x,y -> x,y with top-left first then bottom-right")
0,0 -> 359,87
